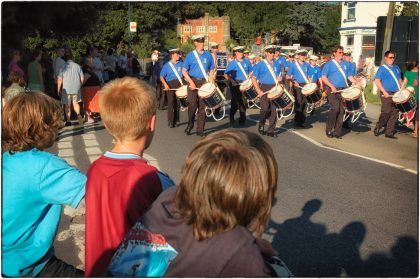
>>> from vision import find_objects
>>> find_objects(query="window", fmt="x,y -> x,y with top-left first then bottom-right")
347,35 -> 354,46
196,26 -> 205,33
347,2 -> 356,20
209,26 -> 217,33
184,26 -> 191,32
362,35 -> 375,57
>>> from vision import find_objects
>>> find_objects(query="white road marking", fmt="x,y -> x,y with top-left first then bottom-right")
246,117 -> 417,174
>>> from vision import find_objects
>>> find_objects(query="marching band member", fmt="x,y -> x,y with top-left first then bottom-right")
224,46 -> 253,125
373,50 -> 402,139
182,34 -> 215,137
287,49 -> 311,129
160,48 -> 184,128
308,55 -> 324,115
342,51 -> 358,129
252,45 -> 283,137
321,46 -> 357,139
308,55 -> 323,90
283,52 -> 295,91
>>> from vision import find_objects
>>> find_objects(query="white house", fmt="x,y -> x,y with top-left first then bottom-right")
338,2 -> 403,63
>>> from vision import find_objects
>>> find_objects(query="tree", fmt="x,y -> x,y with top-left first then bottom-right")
400,2 -> 419,16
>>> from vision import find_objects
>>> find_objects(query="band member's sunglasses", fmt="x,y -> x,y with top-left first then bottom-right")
388,56 -> 396,59
267,50 -> 275,54
195,39 -> 205,43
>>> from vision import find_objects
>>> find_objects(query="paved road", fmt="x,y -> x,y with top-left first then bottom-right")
50,102 -> 418,276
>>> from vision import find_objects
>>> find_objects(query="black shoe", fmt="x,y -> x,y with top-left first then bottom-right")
266,132 -> 277,138
229,116 -> 235,125
334,134 -> 342,139
343,123 -> 351,129
65,121 -> 72,127
184,126 -> 193,135
326,131 -> 334,138
373,127 -> 380,136
239,120 -> 246,126
385,134 -> 398,139
196,131 -> 205,137
258,125 -> 266,135
169,123 -> 176,128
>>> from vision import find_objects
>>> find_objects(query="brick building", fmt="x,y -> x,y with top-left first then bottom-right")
177,13 -> 230,51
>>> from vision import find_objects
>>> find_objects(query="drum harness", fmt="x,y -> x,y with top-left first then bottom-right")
263,59 -> 295,120
237,61 -> 261,109
333,60 -> 367,123
193,50 -> 226,121
168,61 -> 188,111
384,64 -> 416,123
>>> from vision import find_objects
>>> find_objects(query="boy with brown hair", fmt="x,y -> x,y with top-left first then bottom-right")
85,77 -> 173,276
2,92 -> 86,277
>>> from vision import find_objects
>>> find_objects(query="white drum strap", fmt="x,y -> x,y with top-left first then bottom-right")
193,50 -> 209,82
263,59 -> 278,85
332,59 -> 349,87
383,64 -> 401,91
295,61 -> 310,84
236,60 -> 249,80
168,61 -> 184,85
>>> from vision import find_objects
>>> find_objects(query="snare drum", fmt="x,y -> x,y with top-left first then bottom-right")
301,83 -> 323,104
175,85 -> 189,108
239,79 -> 259,101
267,85 -> 294,109
341,86 -> 364,113
392,88 -> 417,113
198,82 -> 224,109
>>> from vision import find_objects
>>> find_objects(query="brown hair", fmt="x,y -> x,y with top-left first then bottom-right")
99,77 -> 156,142
175,129 -> 278,240
2,92 -> 63,153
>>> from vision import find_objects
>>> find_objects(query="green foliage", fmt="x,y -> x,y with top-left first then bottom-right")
400,2 -> 419,16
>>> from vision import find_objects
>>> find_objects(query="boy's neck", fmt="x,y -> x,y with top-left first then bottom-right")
111,138 -> 146,157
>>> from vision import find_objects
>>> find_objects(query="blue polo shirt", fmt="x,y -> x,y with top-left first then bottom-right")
288,61 -> 310,83
183,50 -> 215,79
321,59 -> 353,88
160,61 -> 184,82
375,64 -> 401,93
308,64 -> 322,82
253,59 -> 282,85
224,59 -> 253,82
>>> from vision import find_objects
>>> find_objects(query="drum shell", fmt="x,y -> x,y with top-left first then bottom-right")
198,82 -> 224,109
305,90 -> 323,104
395,96 -> 417,113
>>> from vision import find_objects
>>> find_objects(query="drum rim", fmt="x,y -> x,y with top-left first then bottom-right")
198,83 -> 216,98
301,83 -> 318,95
392,89 -> 411,104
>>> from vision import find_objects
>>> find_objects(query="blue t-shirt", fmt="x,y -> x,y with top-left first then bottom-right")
2,149 -> 86,277
375,64 -> 401,93
321,59 -> 353,88
308,64 -> 322,82
160,61 -> 184,83
183,50 -> 215,79
224,59 -> 253,82
288,61 -> 311,83
253,59 -> 283,85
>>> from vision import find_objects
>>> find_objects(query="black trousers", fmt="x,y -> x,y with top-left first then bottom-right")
229,83 -> 246,122
187,78 -> 207,132
292,84 -> 307,125
166,79 -> 182,125
36,255 -> 83,277
326,86 -> 345,136
156,80 -> 166,109
375,94 -> 399,136
259,84 -> 277,133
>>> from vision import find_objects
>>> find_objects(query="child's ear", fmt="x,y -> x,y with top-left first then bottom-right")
148,114 -> 156,132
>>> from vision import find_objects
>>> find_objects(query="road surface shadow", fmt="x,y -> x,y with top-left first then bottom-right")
266,198 -> 418,277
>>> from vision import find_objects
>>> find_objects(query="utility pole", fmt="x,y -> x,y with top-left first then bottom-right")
381,2 -> 395,64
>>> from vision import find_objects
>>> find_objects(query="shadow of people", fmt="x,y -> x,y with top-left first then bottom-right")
359,235 -> 419,277
267,199 -> 328,276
